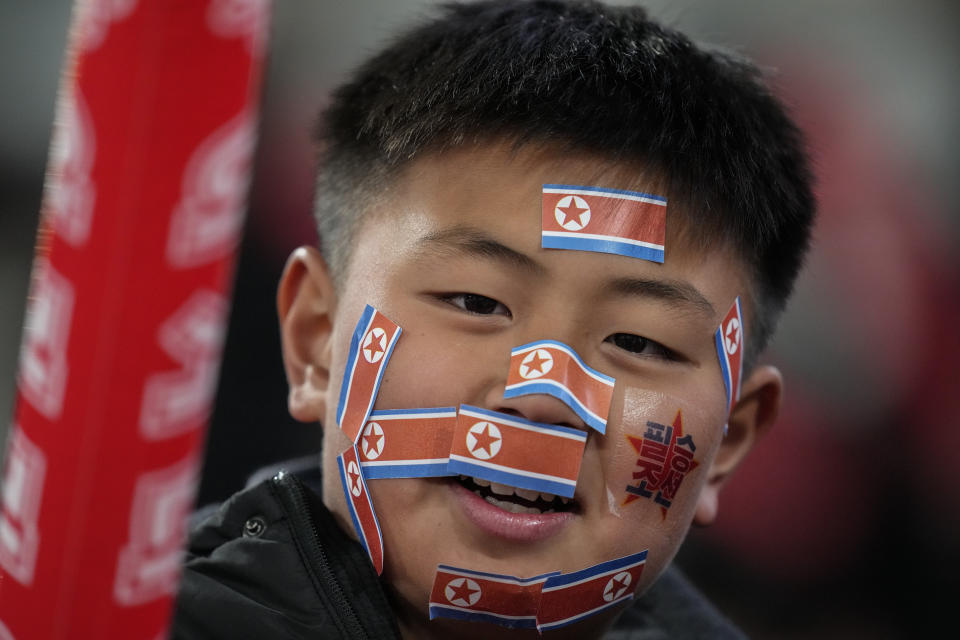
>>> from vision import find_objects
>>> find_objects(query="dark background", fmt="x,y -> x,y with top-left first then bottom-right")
2,2 -> 959,638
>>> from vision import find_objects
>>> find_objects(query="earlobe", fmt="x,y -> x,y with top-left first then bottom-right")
693,364 -> 783,526
277,246 -> 338,424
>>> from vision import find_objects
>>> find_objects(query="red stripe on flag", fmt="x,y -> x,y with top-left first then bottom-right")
541,188 -> 665,246
358,411 -> 456,465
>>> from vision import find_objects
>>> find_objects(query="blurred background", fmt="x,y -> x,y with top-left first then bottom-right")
1,1 -> 957,638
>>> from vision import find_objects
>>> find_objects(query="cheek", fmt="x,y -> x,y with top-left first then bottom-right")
596,386 -> 724,534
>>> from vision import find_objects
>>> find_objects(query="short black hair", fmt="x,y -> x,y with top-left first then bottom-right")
313,0 -> 815,364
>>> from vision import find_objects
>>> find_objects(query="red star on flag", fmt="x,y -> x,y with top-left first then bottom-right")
447,579 -> 480,605
557,197 -> 590,227
470,423 -> 501,457
525,351 -> 550,375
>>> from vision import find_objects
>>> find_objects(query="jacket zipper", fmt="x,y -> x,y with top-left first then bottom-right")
276,474 -> 369,639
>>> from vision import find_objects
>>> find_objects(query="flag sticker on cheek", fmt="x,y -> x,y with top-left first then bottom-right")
358,407 -> 458,479
622,409 -> 699,518
336,304 -> 402,444
715,297 -> 744,415
447,405 -> 587,499
428,565 -> 558,629
503,340 -> 615,434
336,444 -> 385,575
535,550 -> 648,631
541,184 -> 667,263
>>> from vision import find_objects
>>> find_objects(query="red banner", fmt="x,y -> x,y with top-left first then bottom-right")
0,1 -> 270,637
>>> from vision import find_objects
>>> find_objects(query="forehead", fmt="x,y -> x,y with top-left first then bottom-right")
360,141 -> 749,300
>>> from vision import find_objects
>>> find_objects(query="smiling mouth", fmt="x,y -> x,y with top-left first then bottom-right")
455,475 -> 580,515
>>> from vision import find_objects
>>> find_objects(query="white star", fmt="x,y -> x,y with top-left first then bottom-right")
362,327 -> 387,363
346,460 -> 363,497
724,317 -> 741,355
603,571 -> 633,602
518,348 -> 554,379
554,195 -> 592,231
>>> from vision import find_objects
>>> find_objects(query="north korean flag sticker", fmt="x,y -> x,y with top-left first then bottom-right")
336,444 -> 385,574
336,304 -> 402,444
542,184 -> 667,263
714,297 -> 744,415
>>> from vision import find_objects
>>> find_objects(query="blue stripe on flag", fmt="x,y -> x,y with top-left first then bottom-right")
535,597 -> 632,631
542,184 -> 668,203
503,381 -> 606,434
429,605 -> 538,629
542,550 -> 648,591
336,304 -> 376,427
714,329 -> 732,410
541,234 -> 665,263
447,457 -> 576,498
360,461 -> 453,479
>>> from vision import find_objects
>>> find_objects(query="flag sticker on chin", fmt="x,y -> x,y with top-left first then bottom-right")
714,297 -> 744,414
336,444 -> 385,575
536,550 -> 648,631
541,184 -> 667,263
428,565 -> 558,629
358,407 -> 458,479
336,304 -> 402,444
504,340 -> 615,434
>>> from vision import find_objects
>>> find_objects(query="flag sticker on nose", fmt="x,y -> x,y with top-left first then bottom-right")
541,184 -> 667,263
714,297 -> 744,414
429,565 -> 559,629
336,444 -> 384,574
504,340 -> 615,434
336,304 -> 402,444
447,405 -> 587,498
536,550 -> 648,631
357,407 -> 458,479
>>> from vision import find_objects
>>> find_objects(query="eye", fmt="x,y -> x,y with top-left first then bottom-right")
606,333 -> 676,360
441,293 -> 511,317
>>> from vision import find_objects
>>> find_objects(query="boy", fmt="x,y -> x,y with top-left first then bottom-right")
173,1 -> 813,638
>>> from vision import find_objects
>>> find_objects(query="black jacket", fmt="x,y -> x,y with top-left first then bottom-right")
172,464 -> 746,639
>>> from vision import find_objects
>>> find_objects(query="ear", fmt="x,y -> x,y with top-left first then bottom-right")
693,365 -> 783,526
277,246 -> 338,424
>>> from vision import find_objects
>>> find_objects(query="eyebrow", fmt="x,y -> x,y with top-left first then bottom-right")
415,226 -> 544,274
604,277 -> 716,318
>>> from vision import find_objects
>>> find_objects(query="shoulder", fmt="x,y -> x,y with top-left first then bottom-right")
170,463 -> 399,640
608,566 -> 748,640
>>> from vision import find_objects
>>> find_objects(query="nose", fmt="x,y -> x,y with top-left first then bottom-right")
486,384 -> 589,433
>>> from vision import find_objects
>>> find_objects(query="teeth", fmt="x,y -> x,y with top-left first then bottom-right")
462,475 -> 573,506
515,488 -> 539,501
484,495 -> 543,514
490,482 -> 513,496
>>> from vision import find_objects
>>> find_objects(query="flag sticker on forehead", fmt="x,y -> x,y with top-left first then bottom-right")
536,550 -> 648,632
504,340 -> 615,434
541,184 -> 667,263
447,405 -> 587,498
336,304 -> 402,444
336,444 -> 385,574
714,297 -> 744,414
429,565 -> 558,629
358,407 -> 458,479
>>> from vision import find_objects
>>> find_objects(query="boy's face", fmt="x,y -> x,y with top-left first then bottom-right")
280,141 -> 779,635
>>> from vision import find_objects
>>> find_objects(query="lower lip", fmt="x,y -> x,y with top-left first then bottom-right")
451,482 -> 576,542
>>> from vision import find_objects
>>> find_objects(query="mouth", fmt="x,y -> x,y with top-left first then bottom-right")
454,474 -> 581,515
